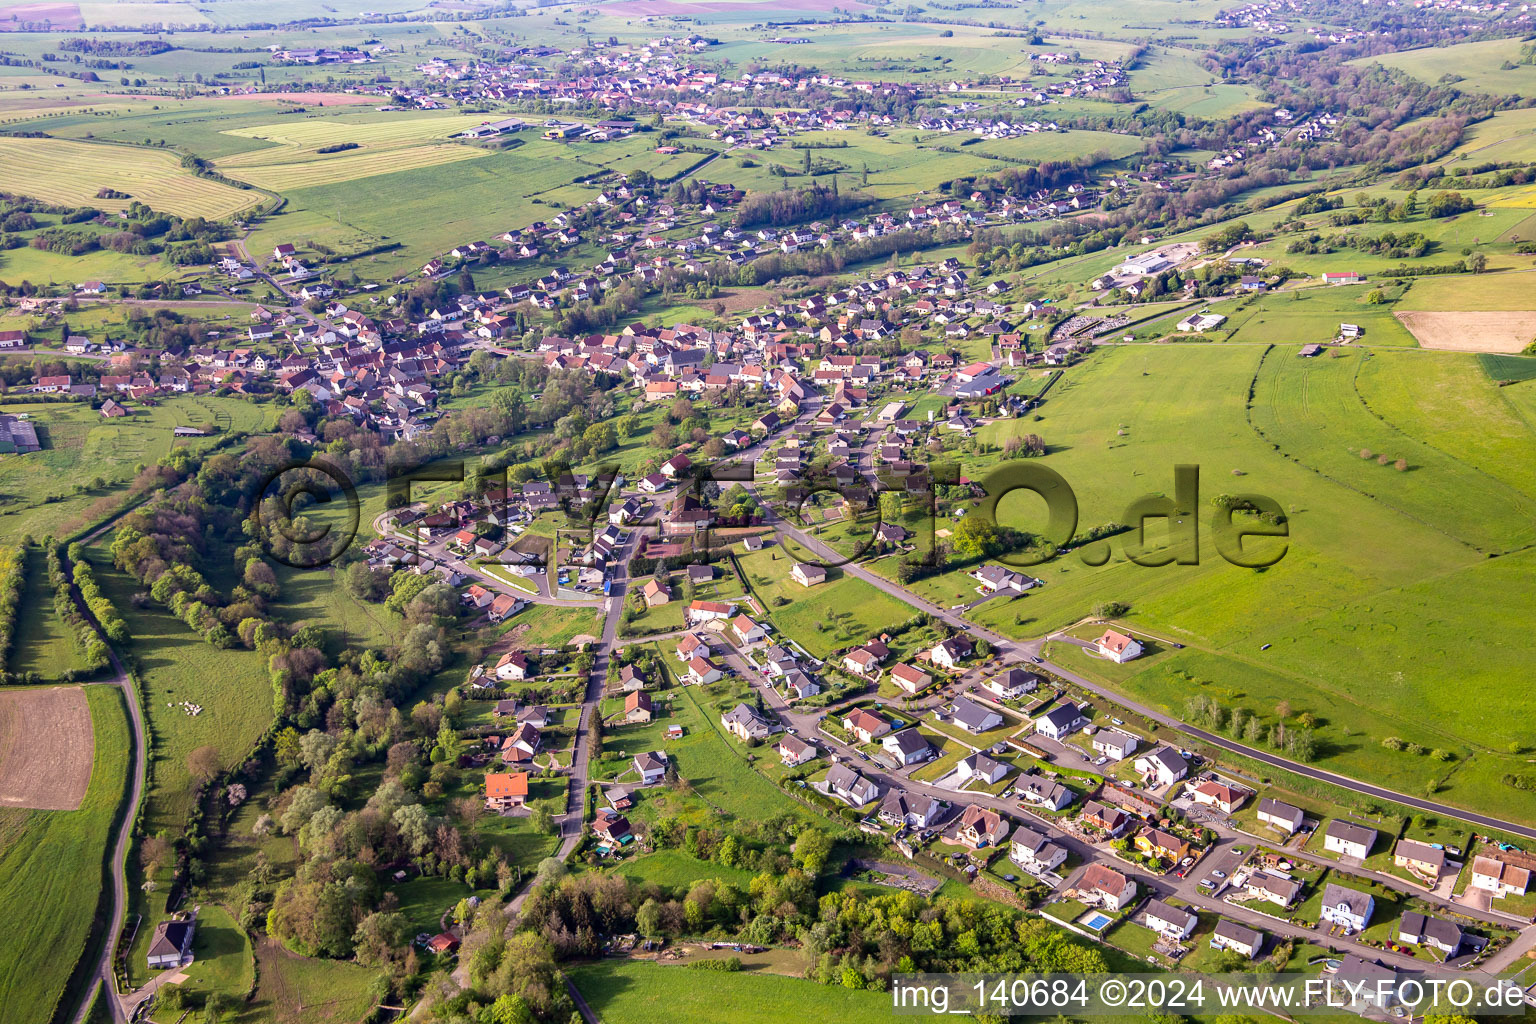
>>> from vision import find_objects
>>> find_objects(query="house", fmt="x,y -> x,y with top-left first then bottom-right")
146,918 -> 196,969
931,635 -> 974,669
1144,899 -> 1197,940
731,614 -> 768,645
1010,826 -> 1068,874
1190,780 -> 1249,815
501,722 -> 541,763
426,932 -> 460,955
969,564 -> 1035,594
985,668 -> 1040,700
1471,854 -> 1532,897
843,642 -> 888,675
1323,271 -> 1364,285
955,804 -> 1010,849
687,656 -> 724,685
824,763 -> 880,806
949,695 -> 1002,734
1323,820 -> 1377,860
879,789 -> 939,828
1033,702 -> 1087,741
675,633 -> 711,662
1135,827 -> 1190,863
1081,800 -> 1131,837
619,665 -> 648,691
641,578 -> 670,606
1256,797 -> 1305,835
889,663 -> 930,694
956,751 -> 1009,785
495,651 -> 531,681
485,771 -> 529,811
488,594 -> 522,622
100,398 -> 128,418
1246,871 -> 1302,908
1393,839 -> 1447,881
1079,863 -> 1136,910
720,702 -> 779,741
1016,776 -> 1072,811
1094,629 -> 1143,663
790,562 -> 827,587
633,750 -> 668,785
464,585 -> 494,609
1319,882 -> 1375,933
686,599 -> 734,624
882,729 -> 932,766
1398,912 -> 1462,956
776,734 -> 819,766
1211,920 -> 1264,959
1177,312 -> 1227,333
592,808 -> 632,844
492,699 -> 519,719
1134,746 -> 1189,788
624,691 -> 653,723
843,709 -> 892,744
1331,956 -> 1400,1012
1092,731 -> 1138,761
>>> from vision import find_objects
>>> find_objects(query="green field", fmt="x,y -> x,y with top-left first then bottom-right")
8,546 -> 88,679
948,343 -> 1536,819
737,547 -> 916,658
0,685 -> 130,1024
569,959 -> 896,1024
1357,38 -> 1536,98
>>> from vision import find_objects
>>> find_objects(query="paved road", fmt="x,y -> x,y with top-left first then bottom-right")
62,557 -> 147,1024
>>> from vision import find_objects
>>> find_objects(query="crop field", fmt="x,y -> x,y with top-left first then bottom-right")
0,685 -> 129,1024
569,960 -> 896,1024
1144,83 -> 1267,119
1213,289 -> 1422,347
83,540 -> 275,835
1395,310 -> 1536,353
1356,38 -> 1536,97
0,137 -> 262,218
1479,354 -> 1536,381
214,112 -> 495,190
1396,271 -> 1536,311
0,686 -> 93,810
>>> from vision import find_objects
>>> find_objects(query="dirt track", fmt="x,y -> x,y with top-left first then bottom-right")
1396,310 -> 1536,353
0,686 -> 93,811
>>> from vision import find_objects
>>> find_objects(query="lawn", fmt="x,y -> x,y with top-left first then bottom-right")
609,849 -> 761,890
0,685 -> 131,1024
242,936 -> 381,1024
501,602 -> 605,649
568,959 -> 897,1024
737,548 -> 916,659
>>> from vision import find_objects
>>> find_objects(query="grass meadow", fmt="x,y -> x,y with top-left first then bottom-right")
568,959 -> 895,1024
0,685 -> 130,1024
736,545 -> 916,658
940,343 -> 1536,820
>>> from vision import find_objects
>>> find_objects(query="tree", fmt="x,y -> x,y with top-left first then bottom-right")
187,745 -> 223,787
950,514 -> 998,560
794,828 -> 833,874
636,897 -> 665,938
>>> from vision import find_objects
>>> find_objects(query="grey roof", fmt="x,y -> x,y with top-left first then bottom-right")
1257,797 -> 1304,825
1248,872 -> 1302,903
885,729 -> 931,756
1214,919 -> 1263,950
1142,746 -> 1188,776
951,695 -> 1000,732
879,788 -> 934,822
1400,911 -> 1462,951
1145,899 -> 1196,932
1325,819 -> 1378,851
1035,702 -> 1083,732
826,763 -> 878,802
1322,883 -> 1375,920
960,751 -> 1004,778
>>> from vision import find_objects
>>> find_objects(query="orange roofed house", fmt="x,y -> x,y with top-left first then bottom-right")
484,771 -> 529,811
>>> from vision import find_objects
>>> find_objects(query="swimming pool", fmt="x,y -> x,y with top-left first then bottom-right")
1082,912 -> 1112,931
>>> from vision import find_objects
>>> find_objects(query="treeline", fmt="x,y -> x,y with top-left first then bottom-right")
0,545 -> 20,676
71,548 -> 128,644
47,543 -> 109,676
